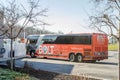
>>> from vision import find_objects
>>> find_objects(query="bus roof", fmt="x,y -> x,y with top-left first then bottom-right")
27,35 -> 40,40
42,33 -> 106,37
27,32 -> 107,40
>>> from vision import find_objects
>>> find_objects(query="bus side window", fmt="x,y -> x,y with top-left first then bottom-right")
73,36 -> 91,44
54,36 -> 73,44
42,39 -> 55,44
54,36 -> 64,44
42,36 -> 57,44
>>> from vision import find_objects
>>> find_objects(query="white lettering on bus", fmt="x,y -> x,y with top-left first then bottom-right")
38,45 -> 54,54
49,46 -> 54,54
42,46 -> 48,54
38,46 -> 42,54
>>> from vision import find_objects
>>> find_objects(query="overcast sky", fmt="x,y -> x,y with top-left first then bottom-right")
39,0 -> 97,33
3,0 -> 97,33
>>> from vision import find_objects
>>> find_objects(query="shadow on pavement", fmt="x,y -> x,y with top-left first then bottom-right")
15,59 -> 74,74
25,57 -> 118,66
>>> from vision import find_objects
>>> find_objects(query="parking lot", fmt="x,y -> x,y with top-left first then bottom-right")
14,51 -> 119,80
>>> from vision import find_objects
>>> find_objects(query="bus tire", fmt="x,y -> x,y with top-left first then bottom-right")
76,54 -> 83,62
69,53 -> 75,62
30,51 -> 36,58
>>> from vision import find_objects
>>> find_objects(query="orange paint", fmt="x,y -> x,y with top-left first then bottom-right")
34,33 -> 108,61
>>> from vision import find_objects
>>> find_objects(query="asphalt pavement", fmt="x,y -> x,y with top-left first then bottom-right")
14,51 -> 119,80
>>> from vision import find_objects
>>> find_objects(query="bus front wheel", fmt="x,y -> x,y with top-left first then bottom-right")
76,54 -> 83,62
69,54 -> 75,62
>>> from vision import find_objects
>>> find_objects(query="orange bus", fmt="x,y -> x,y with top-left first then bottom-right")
29,33 -> 108,62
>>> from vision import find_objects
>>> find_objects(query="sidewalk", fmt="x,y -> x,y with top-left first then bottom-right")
108,51 -> 118,59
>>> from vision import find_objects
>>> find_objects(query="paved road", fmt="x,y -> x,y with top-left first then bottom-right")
15,51 -> 119,80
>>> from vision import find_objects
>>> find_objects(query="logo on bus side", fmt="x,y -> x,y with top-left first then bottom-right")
38,45 -> 54,54
38,46 -> 42,54
42,46 -> 48,54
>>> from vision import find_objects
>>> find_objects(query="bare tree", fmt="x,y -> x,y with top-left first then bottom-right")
0,0 -> 48,70
89,0 -> 120,40
89,0 -> 120,79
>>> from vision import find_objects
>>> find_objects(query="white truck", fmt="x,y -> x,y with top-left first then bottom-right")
0,39 -> 26,61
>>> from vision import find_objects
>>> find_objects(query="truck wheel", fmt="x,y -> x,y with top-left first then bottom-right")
76,54 -> 83,62
10,50 -> 15,57
30,51 -> 36,58
69,54 -> 75,62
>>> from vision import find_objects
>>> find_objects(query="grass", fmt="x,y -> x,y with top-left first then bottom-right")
0,67 -> 37,80
108,43 -> 119,51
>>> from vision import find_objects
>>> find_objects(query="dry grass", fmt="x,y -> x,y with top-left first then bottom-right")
108,43 -> 118,51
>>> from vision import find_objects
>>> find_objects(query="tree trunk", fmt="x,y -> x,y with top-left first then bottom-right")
10,28 -> 15,70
